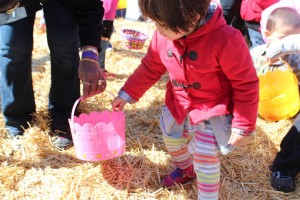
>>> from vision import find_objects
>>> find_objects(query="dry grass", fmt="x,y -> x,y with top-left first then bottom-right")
0,16 -> 299,200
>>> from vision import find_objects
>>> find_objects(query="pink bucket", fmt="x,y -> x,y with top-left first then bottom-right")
68,98 -> 125,161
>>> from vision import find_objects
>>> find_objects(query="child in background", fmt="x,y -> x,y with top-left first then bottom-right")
99,0 -> 119,78
266,34 -> 300,61
260,5 -> 300,192
115,0 -> 126,18
265,34 -> 300,81
250,6 -> 300,74
240,0 -> 279,49
111,0 -> 259,199
266,36 -> 300,194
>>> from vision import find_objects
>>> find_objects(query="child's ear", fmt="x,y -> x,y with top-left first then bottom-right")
264,30 -> 271,40
195,14 -> 201,21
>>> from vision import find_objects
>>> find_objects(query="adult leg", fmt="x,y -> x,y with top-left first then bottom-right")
98,20 -> 114,69
0,13 -> 36,137
220,0 -> 239,25
271,126 -> 300,172
99,0 -> 118,76
43,0 -> 80,148
270,115 -> 300,193
98,38 -> 110,69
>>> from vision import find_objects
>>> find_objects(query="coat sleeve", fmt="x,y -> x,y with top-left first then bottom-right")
121,31 -> 167,101
266,34 -> 300,60
218,29 -> 259,131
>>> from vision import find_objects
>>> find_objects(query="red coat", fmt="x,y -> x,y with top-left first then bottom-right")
240,0 -> 279,23
122,5 -> 259,131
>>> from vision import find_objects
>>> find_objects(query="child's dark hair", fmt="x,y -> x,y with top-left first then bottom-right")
266,7 -> 300,33
138,0 -> 211,33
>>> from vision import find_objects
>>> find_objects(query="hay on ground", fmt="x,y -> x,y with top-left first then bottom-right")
0,17 -> 299,200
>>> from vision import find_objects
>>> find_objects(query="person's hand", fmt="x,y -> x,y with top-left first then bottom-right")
111,96 -> 127,111
78,59 -> 106,101
228,132 -> 252,147
266,34 -> 300,62
292,67 -> 300,82
0,0 -> 19,13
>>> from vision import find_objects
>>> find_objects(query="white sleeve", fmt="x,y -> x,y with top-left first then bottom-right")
266,34 -> 300,60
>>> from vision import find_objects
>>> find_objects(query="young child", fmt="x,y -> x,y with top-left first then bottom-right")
112,0 -> 259,199
98,0 -> 119,78
240,0 -> 279,49
260,4 -> 300,192
267,36 -> 300,194
251,6 -> 300,75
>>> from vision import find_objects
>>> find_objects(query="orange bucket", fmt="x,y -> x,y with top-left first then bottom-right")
258,60 -> 300,121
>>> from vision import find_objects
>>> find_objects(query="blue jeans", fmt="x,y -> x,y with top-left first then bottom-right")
98,39 -> 110,69
0,1 -> 80,137
248,27 -> 265,49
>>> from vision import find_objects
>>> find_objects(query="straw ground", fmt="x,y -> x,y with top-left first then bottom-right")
0,16 -> 299,200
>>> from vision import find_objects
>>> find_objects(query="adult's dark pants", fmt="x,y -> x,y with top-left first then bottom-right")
220,0 -> 245,33
271,114 -> 300,173
0,0 -> 80,137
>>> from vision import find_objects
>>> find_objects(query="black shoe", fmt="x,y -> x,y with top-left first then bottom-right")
271,171 -> 296,193
50,111 -> 73,150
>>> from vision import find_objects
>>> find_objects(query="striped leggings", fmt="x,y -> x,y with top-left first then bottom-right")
163,123 -> 221,200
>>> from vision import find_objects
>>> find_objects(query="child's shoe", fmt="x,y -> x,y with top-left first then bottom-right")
271,170 -> 296,193
162,165 -> 196,187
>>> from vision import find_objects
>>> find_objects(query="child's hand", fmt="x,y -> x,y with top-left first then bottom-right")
265,41 -> 284,62
292,68 -> 300,82
228,132 -> 252,147
111,96 -> 127,111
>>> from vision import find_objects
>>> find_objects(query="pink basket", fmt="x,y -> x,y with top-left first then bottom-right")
121,29 -> 148,50
68,98 -> 125,161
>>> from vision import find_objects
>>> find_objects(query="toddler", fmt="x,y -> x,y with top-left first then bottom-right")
260,3 -> 300,193
112,0 -> 259,199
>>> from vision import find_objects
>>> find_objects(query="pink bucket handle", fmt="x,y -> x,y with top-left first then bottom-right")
70,97 -> 82,130
71,91 -> 117,127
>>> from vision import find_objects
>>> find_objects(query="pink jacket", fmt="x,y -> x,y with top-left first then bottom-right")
122,4 -> 259,131
240,0 -> 279,23
103,0 -> 119,20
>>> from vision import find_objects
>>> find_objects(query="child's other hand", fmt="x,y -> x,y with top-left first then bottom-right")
112,96 -> 127,111
228,132 -> 252,147
292,67 -> 300,82
265,41 -> 286,62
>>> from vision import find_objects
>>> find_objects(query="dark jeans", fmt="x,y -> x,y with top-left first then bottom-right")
98,39 -> 110,69
220,0 -> 250,45
271,114 -> 300,173
247,27 -> 265,49
220,0 -> 242,25
0,0 -> 80,137
115,9 -> 126,18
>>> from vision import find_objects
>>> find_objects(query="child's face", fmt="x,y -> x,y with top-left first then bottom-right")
154,22 -> 185,40
154,17 -> 200,40
268,24 -> 300,43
